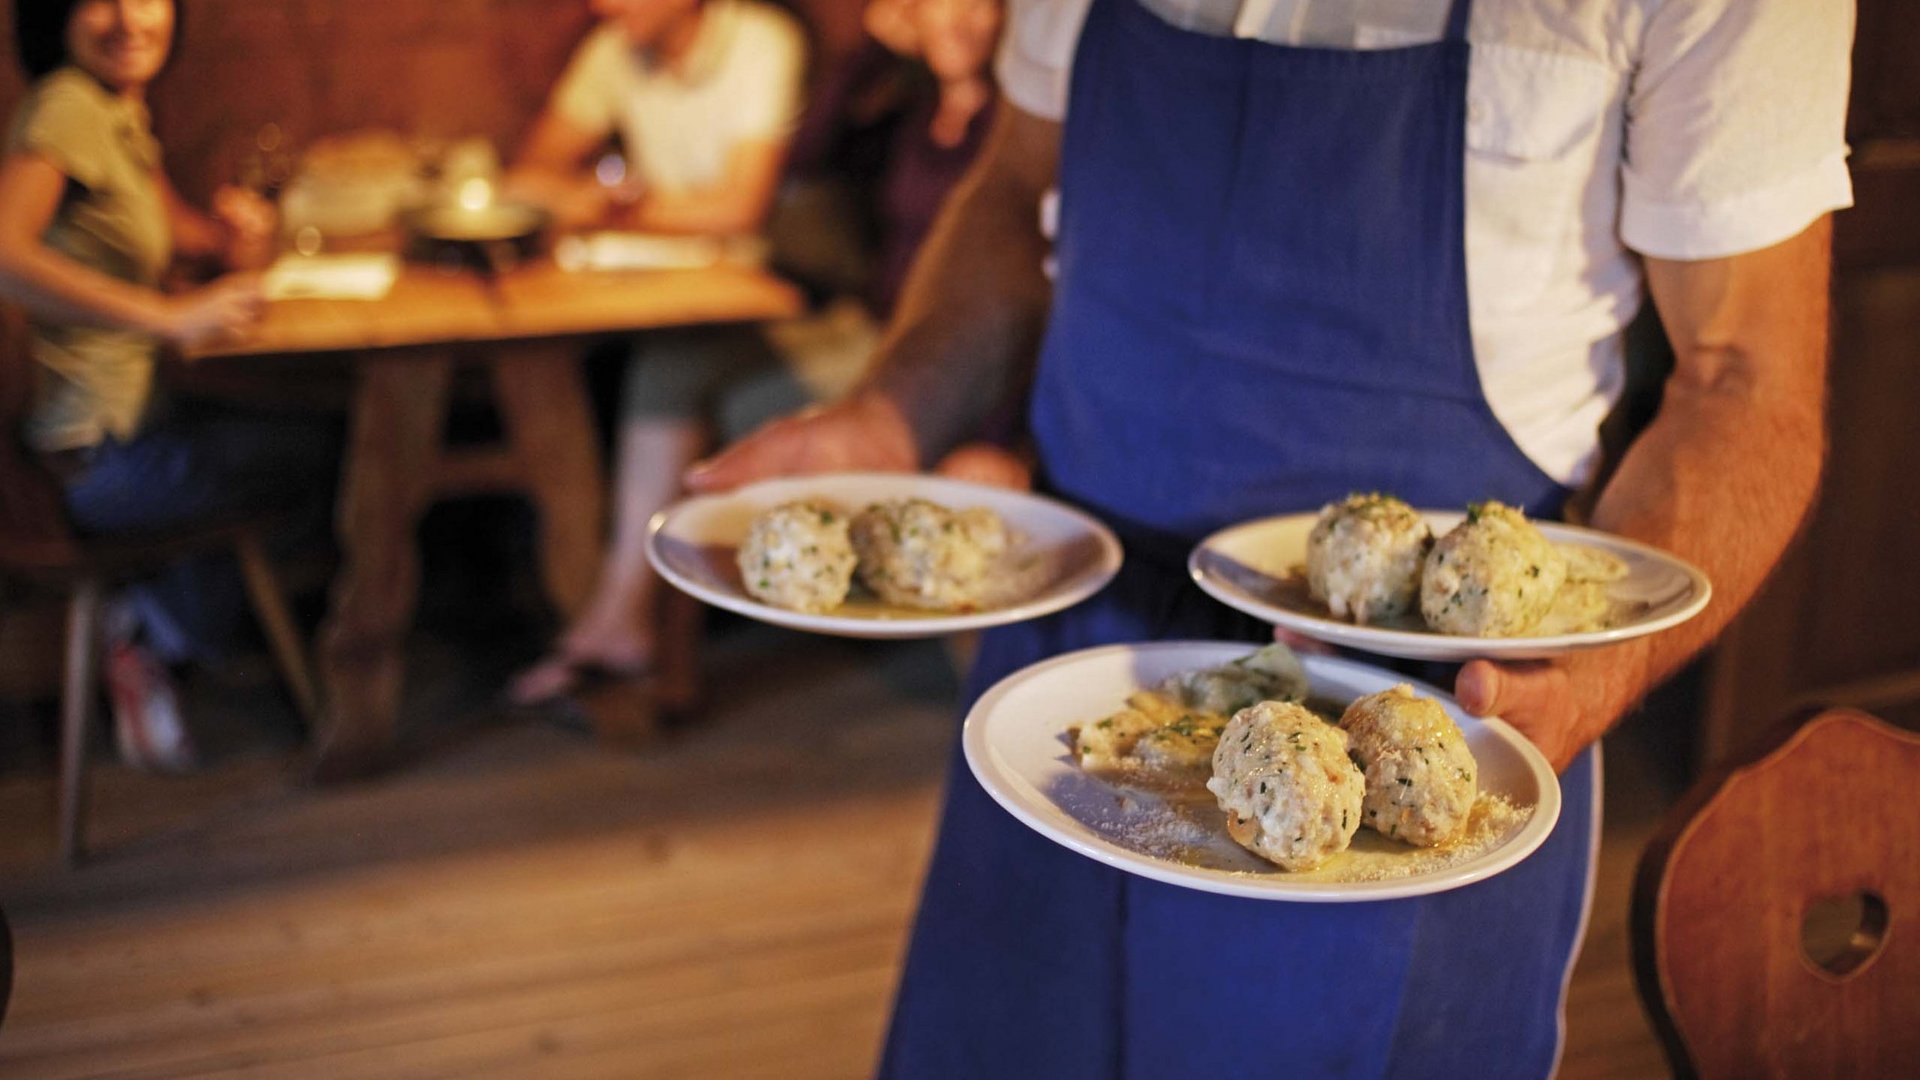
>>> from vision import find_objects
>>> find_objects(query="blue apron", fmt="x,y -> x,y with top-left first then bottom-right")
880,0 -> 1599,1076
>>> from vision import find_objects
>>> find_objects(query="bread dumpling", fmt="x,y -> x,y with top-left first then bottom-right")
1419,501 -> 1566,635
1207,701 -> 1364,871
1306,493 -> 1432,624
1339,684 -> 1477,847
851,498 -> 1008,610
737,500 -> 858,613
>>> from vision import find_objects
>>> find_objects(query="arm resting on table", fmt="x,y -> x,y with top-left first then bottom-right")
627,138 -> 787,237
509,111 -> 787,237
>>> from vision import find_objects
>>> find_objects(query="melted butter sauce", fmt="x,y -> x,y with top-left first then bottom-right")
1074,691 -> 1531,882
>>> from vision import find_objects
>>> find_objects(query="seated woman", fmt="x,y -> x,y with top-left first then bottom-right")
787,0 -> 1028,488
0,0 -> 333,770
846,0 -> 1004,318
504,0 -> 809,706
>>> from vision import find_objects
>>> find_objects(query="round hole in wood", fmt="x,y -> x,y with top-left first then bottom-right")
1800,891 -> 1889,978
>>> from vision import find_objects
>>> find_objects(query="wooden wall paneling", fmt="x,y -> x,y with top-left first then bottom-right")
1705,0 -> 1920,762
1832,0 -> 1920,268
1707,266 -> 1920,759
158,0 -> 596,202
1847,0 -> 1920,138
0,2 -> 27,116
2,0 -> 871,201
1807,272 -> 1920,681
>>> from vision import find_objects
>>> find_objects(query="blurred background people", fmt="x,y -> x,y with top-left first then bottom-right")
503,0 -> 808,707
0,0 -> 334,771
506,0 -> 1024,713
782,0 -> 1002,319
859,0 -> 1000,317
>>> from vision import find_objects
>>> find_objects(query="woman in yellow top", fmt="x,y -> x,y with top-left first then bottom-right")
0,0 -> 333,771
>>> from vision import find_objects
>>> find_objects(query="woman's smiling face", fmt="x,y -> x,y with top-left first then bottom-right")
66,0 -> 175,95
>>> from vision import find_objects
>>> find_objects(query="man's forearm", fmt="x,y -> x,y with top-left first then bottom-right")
1569,220 -> 1832,744
863,103 -> 1060,465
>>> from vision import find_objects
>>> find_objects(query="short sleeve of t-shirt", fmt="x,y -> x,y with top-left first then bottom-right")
997,0 -> 1854,261
717,3 -> 807,141
995,0 -> 1088,120
1620,0 -> 1856,260
6,71 -> 117,190
550,26 -> 630,140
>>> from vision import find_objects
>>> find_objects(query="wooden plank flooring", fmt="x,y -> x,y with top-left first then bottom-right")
0,627 -> 1680,1078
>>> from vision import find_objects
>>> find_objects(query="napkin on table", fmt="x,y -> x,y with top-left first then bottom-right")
263,253 -> 401,301
552,232 -> 743,273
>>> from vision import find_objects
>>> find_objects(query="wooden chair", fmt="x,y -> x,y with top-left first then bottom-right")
1632,706 -> 1920,1078
0,306 -> 320,866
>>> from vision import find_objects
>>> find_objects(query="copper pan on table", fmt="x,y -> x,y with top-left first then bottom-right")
399,199 -> 552,278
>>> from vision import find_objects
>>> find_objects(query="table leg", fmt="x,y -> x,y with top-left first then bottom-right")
311,352 -> 453,782
491,345 -> 665,748
489,343 -> 607,620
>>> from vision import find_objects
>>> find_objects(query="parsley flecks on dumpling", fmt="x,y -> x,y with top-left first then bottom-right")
737,500 -> 858,613
850,498 -> 1007,611
1419,501 -> 1565,636
1339,684 -> 1477,847
1306,493 -> 1432,625
1208,701 -> 1364,871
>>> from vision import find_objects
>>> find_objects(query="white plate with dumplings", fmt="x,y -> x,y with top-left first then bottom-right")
647,472 -> 1123,639
1188,507 -> 1711,662
963,641 -> 1561,902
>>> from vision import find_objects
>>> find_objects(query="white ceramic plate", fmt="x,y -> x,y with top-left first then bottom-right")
1188,511 -> 1711,661
648,472 -> 1123,639
963,641 -> 1560,902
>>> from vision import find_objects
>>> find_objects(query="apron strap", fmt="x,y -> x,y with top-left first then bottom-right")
1444,0 -> 1474,43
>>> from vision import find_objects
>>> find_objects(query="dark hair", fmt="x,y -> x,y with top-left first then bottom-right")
13,0 -> 81,79
13,0 -> 181,80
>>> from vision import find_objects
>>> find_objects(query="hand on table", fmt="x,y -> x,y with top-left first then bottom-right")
502,172 -> 642,235
211,185 -> 278,270
1453,643 -> 1651,773
162,273 -> 265,351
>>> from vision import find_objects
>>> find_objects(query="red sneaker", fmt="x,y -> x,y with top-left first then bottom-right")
103,636 -> 196,773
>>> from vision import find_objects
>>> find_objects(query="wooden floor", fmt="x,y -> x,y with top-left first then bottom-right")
0,625 -> 1685,1078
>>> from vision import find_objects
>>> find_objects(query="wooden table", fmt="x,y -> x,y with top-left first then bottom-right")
191,259 -> 803,780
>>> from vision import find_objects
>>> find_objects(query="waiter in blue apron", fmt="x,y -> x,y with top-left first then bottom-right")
691,0 -> 1853,1074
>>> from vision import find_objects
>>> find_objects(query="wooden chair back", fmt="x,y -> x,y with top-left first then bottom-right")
0,303 -> 80,572
1632,707 -> 1920,1078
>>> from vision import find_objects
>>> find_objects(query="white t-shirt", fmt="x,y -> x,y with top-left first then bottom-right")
1001,0 -> 1855,486
552,0 -> 805,196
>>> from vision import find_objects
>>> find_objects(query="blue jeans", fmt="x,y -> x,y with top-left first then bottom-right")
61,398 -> 338,663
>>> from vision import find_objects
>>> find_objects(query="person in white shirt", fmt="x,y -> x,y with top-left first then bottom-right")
504,0 -> 805,706
512,0 -> 804,235
690,0 -> 1851,1074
